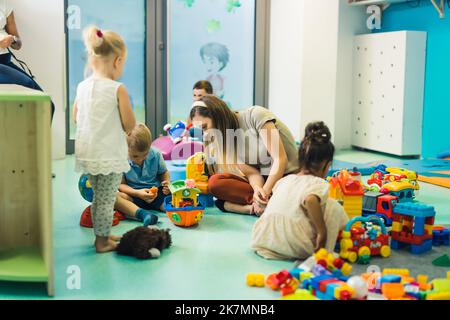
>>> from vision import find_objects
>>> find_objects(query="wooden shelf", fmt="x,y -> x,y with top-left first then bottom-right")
0,248 -> 48,282
0,85 -> 53,296
348,0 -> 445,18
348,0 -> 408,6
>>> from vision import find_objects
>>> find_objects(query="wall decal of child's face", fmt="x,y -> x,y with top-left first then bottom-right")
202,55 -> 223,74
129,149 -> 149,167
193,88 -> 208,102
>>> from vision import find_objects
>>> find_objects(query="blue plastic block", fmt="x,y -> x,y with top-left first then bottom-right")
393,202 -> 436,218
315,290 -> 335,301
432,229 -> 450,246
310,275 -> 334,291
302,278 -> 312,290
325,282 -> 341,299
413,217 -> 426,236
411,239 -> 432,254
289,268 -> 304,280
379,275 -> 402,284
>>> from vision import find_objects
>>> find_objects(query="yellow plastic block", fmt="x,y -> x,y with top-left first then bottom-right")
383,269 -> 410,277
426,292 -> 450,300
401,276 -> 416,284
341,263 -> 352,277
431,279 -> 450,293
447,271 -> 450,280
246,273 -> 265,287
424,224 -> 433,235
300,272 -> 314,282
282,289 -> 318,300
391,222 -> 402,233
417,275 -> 428,284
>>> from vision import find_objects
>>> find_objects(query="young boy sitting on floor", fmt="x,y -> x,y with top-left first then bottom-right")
115,124 -> 171,227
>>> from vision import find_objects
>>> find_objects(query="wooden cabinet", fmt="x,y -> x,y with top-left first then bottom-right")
0,85 -> 53,296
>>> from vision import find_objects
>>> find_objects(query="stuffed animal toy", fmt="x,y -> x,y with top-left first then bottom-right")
116,226 -> 172,259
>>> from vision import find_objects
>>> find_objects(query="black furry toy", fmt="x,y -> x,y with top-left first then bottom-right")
116,226 -> 172,259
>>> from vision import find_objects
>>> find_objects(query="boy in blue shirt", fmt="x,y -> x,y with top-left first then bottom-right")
115,124 -> 171,227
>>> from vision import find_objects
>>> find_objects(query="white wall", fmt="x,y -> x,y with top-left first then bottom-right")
13,0 -> 66,160
269,0 -> 367,148
268,0 -> 304,141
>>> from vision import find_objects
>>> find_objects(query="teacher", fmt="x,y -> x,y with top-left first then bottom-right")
0,0 -> 55,119
190,95 -> 300,216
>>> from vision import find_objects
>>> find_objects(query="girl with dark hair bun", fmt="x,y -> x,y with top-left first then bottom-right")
251,122 -> 348,261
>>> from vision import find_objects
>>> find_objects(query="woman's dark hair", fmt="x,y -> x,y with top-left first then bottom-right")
190,95 -> 239,167
298,121 -> 335,173
193,80 -> 213,94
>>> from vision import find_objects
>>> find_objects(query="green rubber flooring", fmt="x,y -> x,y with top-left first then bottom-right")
1,150 -> 449,299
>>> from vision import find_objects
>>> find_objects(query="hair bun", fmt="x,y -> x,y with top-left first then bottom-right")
304,121 -> 331,144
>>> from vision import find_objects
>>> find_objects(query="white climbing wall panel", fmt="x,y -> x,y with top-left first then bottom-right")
352,31 -> 427,156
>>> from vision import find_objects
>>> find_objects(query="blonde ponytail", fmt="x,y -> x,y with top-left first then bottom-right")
83,25 -> 127,58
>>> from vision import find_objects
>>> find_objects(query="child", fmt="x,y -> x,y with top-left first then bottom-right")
193,80 -> 213,101
73,26 -> 136,253
115,124 -> 171,227
251,122 -> 349,260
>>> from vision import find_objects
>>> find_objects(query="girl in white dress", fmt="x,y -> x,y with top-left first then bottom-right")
73,26 -> 136,253
251,122 -> 348,260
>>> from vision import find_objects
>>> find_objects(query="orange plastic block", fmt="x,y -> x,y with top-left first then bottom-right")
382,283 -> 405,300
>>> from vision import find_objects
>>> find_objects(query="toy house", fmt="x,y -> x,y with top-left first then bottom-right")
329,170 -> 365,219
164,180 -> 205,227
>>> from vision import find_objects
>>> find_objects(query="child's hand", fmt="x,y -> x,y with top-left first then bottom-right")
161,181 -> 170,195
315,231 -> 327,252
136,189 -> 157,203
253,186 -> 269,207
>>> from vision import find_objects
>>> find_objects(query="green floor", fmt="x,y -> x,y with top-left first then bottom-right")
1,150 -> 449,299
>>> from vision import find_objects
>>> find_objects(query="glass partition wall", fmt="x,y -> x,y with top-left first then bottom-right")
65,0 -> 269,153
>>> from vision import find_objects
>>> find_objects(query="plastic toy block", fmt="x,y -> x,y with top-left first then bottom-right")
281,289 -> 317,301
413,217 -> 426,236
426,292 -> 450,300
334,284 -> 355,300
300,271 -> 314,282
379,275 -> 402,285
417,275 -> 428,284
319,278 -> 339,293
392,221 -> 402,233
301,278 -> 312,290
393,202 -> 436,218
325,282 -> 341,299
382,283 -> 405,300
246,273 -> 265,287
383,269 -> 410,277
289,268 -> 304,280
310,275 -> 334,291
432,226 -> 450,246
281,286 -> 295,297
432,254 -> 450,267
431,279 -> 450,293
411,239 -> 432,254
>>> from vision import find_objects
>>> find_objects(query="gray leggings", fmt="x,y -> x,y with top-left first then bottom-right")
88,173 -> 122,237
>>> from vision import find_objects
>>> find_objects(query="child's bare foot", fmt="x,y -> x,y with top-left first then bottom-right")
224,201 -> 253,215
109,235 -> 122,242
95,237 -> 118,253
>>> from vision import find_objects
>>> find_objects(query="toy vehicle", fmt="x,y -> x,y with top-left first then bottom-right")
380,181 -> 415,202
164,180 -> 205,227
339,216 -> 391,264
362,191 -> 399,226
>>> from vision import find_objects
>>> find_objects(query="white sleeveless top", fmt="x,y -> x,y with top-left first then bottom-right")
75,76 -> 130,175
0,0 -> 12,55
